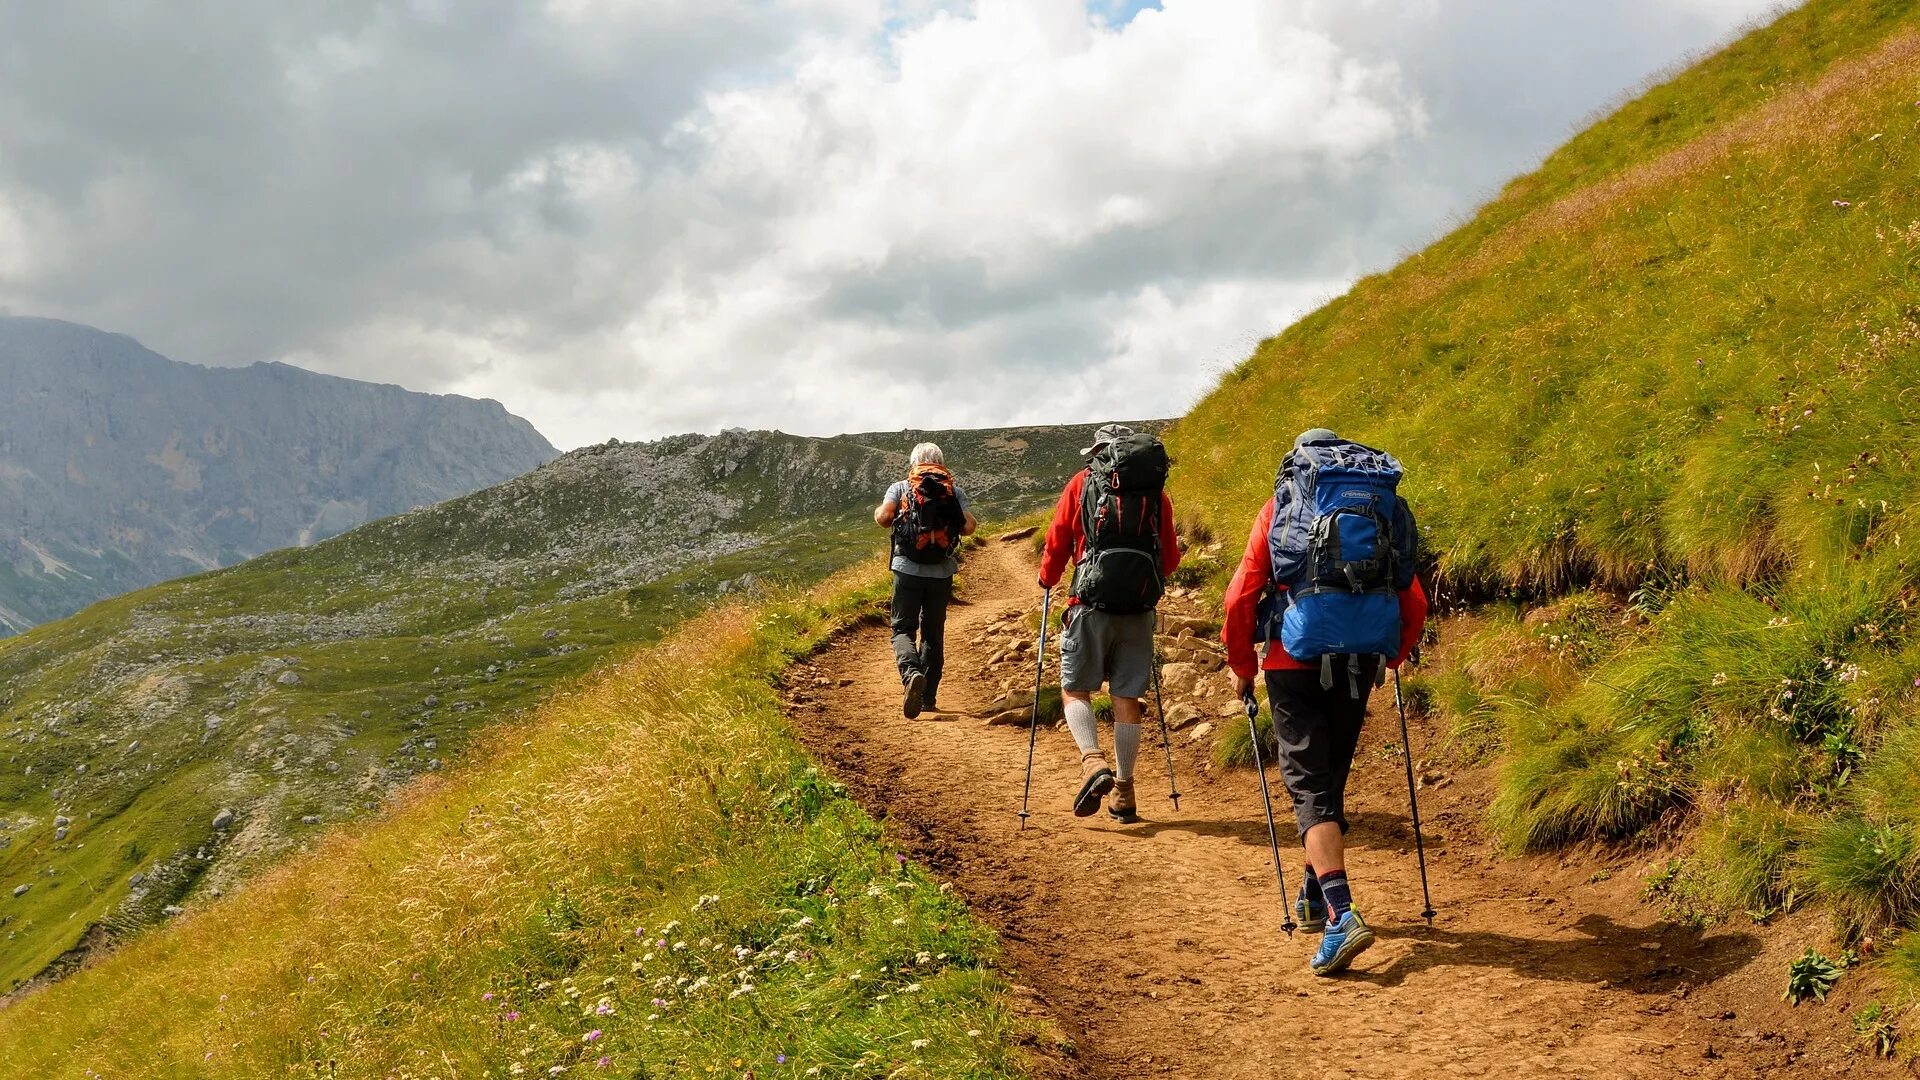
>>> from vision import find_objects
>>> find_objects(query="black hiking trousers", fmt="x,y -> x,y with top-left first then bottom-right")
890,571 -> 953,701
1266,657 -> 1380,839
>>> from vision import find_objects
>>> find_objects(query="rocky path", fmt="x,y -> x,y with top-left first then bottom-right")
785,537 -> 1868,1079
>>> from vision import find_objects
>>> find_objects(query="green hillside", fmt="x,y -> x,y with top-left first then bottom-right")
1172,0 -> 1920,1008
0,423 -> 1112,994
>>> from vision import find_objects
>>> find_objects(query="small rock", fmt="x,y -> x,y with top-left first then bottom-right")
301,815 -> 322,825
427,758 -> 443,770
543,628 -> 560,639
1188,722 -> 1214,743
1640,941 -> 1663,952
12,883 -> 28,897
997,526 -> 1039,542
54,826 -> 68,841
129,872 -> 145,887
324,761 -> 341,773
276,671 -> 301,686
162,905 -> 184,916
211,808 -> 236,831
53,815 -> 70,828
1165,703 -> 1203,730
127,740 -> 141,752
424,695 -> 440,708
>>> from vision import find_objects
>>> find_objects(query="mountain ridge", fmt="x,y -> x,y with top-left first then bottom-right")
0,315 -> 559,633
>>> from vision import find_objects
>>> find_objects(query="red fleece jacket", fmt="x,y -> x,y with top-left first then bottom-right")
1038,469 -> 1182,603
1223,496 -> 1429,680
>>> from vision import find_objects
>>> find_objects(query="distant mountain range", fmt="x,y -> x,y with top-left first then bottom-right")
0,317 -> 558,634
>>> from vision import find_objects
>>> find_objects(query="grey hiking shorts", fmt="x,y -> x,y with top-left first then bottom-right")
1059,605 -> 1156,699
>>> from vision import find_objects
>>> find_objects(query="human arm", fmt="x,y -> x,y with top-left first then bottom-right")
1222,499 -> 1277,692
1391,575 -> 1430,668
1037,472 -> 1086,589
1157,491 -> 1183,578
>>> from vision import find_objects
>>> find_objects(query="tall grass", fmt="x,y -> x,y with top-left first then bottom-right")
0,573 -> 1042,1078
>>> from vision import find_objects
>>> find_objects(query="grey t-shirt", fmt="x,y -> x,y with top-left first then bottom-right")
885,478 -> 971,578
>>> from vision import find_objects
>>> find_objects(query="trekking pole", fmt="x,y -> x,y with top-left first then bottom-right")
1242,690 -> 1296,936
1393,667 -> 1437,923
1017,588 -> 1053,829
1149,628 -> 1181,810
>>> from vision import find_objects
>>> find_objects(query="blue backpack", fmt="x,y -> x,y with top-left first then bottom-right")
1256,436 -> 1418,693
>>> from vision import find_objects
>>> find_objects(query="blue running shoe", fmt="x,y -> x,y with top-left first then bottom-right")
1295,891 -> 1327,934
1310,908 -> 1375,976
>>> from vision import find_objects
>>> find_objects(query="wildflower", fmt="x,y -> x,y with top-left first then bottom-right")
584,1029 -> 603,1043
483,992 -> 496,1002
967,1029 -> 982,1038
505,1011 -> 522,1022
891,917 -> 907,926
652,997 -> 669,1008
510,1066 -> 526,1077
672,942 -> 688,953
734,945 -> 752,960
549,1068 -> 567,1076
661,920 -> 681,934
634,926 -> 646,937
777,1055 -> 787,1064
596,1000 -> 614,1016
895,853 -> 907,866
792,915 -> 814,929
903,983 -> 922,993
694,894 -> 721,911
911,1039 -> 930,1050
1710,672 -> 1728,687
865,884 -> 885,898
596,1057 -> 611,1069
914,951 -> 931,965
728,985 -> 755,999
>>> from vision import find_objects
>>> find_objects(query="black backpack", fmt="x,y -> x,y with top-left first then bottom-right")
1070,433 -> 1170,613
893,464 -> 966,565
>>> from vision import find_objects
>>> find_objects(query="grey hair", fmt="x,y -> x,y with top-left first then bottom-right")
909,442 -> 944,466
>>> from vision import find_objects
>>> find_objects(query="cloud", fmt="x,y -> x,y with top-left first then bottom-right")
0,0 -> 1782,446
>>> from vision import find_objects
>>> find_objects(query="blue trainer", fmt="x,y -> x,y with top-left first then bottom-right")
1295,891 -> 1327,934
1310,908 -> 1375,976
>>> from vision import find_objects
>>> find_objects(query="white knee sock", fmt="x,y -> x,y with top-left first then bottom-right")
1113,721 -> 1142,781
1064,697 -> 1101,758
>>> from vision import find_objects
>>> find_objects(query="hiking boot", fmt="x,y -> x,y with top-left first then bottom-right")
1073,754 -> 1115,818
1310,908 -> 1375,976
1294,891 -> 1328,934
1106,778 -> 1139,824
902,670 -> 926,719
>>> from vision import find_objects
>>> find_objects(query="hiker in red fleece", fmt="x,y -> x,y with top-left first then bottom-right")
1038,424 -> 1182,824
1221,428 -> 1428,975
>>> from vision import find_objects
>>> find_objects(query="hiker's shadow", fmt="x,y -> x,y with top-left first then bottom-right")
1123,818 -> 1274,844
1351,913 -> 1762,993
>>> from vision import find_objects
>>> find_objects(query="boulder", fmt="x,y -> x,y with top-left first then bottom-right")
211,808 -> 235,831
1158,662 -> 1203,697
1164,703 -> 1202,730
998,526 -> 1039,542
276,670 -> 301,686
1187,722 -> 1214,743
12,883 -> 28,897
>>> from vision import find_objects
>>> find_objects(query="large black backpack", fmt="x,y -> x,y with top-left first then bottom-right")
1070,433 -> 1170,613
893,464 -> 967,565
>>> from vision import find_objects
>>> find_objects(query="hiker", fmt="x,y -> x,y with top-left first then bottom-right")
1222,428 -> 1428,975
875,443 -> 976,718
1037,423 -> 1181,824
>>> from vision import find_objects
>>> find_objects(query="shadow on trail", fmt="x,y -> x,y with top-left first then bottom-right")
1349,913 -> 1762,992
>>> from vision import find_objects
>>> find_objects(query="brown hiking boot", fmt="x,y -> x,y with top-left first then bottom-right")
1073,753 -> 1114,817
1107,779 -> 1139,824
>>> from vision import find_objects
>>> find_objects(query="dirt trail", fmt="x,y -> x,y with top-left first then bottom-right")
788,540 -> 1856,1079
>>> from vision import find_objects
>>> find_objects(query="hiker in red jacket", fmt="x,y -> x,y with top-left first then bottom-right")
1038,424 -> 1182,823
1222,428 -> 1429,974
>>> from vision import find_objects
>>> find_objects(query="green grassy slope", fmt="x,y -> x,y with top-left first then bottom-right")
0,568 -> 1049,1077
0,423 -> 1115,994
1171,0 -> 1920,1020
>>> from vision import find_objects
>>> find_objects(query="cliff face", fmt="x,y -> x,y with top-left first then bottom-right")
0,317 -> 558,632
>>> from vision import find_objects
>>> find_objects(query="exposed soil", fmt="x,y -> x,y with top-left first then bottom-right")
787,538 -> 1900,1078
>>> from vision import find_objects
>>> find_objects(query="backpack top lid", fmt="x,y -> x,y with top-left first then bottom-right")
1268,434 -> 1411,589
907,461 -> 955,495
1091,431 -> 1170,494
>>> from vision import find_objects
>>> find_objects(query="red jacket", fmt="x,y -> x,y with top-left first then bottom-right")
1038,469 -> 1182,603
1223,496 -> 1429,680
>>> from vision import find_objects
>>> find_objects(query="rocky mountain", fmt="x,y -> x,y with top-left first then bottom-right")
0,419 -> 1154,992
0,316 -> 558,634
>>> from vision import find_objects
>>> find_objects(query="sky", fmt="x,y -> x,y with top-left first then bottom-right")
0,0 -> 1786,448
